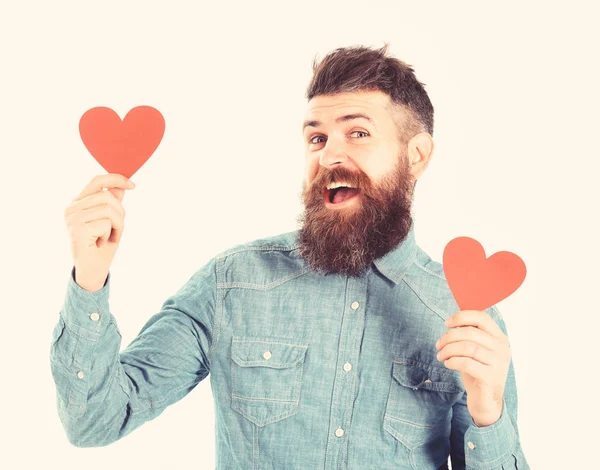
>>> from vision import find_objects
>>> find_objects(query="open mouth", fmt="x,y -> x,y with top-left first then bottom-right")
323,185 -> 361,206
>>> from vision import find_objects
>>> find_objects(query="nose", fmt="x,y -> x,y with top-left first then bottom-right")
318,137 -> 349,168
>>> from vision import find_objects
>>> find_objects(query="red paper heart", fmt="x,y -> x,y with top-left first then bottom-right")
443,236 -> 526,311
79,106 -> 165,179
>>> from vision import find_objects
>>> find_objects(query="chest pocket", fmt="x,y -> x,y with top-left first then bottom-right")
384,359 -> 465,453
231,337 -> 308,427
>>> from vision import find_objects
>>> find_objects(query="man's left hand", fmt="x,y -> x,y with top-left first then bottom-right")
435,309 -> 511,427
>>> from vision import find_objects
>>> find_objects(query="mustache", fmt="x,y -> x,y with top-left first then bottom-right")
306,166 -> 372,194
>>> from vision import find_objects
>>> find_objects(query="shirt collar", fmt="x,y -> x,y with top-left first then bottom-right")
372,220 -> 417,285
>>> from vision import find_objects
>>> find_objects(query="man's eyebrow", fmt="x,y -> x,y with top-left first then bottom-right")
302,113 -> 375,131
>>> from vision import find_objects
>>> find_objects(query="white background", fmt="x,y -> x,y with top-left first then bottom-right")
1,1 -> 598,468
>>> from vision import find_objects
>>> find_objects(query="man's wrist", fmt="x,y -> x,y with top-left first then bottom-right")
472,412 -> 501,427
73,265 -> 108,292
470,395 -> 504,427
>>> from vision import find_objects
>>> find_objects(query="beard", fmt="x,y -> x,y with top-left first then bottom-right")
297,155 -> 415,277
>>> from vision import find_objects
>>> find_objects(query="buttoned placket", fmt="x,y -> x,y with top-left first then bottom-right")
324,275 -> 367,470
74,312 -> 102,382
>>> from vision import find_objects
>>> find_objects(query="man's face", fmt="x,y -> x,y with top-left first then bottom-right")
297,90 -> 417,276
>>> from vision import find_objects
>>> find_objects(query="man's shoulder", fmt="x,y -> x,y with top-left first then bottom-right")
212,230 -> 306,287
215,230 -> 300,260
407,245 -> 449,292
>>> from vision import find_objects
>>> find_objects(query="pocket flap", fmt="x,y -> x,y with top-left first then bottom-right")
232,338 -> 308,368
392,359 -> 465,393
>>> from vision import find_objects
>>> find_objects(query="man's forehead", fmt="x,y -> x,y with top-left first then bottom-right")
305,90 -> 391,116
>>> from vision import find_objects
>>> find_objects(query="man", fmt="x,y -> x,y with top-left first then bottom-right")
52,44 -> 529,469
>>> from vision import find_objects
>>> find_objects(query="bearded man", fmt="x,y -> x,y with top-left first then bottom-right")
52,44 -> 529,469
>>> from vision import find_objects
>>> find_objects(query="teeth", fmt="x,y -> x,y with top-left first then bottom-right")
326,182 -> 355,190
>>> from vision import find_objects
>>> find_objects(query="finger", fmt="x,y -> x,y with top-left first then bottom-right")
108,187 -> 125,203
80,218 -> 112,247
92,219 -> 112,246
443,356 -> 488,380
77,205 -> 125,244
446,310 -> 504,338
75,173 -> 135,202
68,189 -> 125,216
436,326 -> 497,351
437,340 -> 494,366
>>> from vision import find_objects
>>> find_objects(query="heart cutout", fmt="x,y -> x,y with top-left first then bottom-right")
79,106 -> 165,179
443,236 -> 526,311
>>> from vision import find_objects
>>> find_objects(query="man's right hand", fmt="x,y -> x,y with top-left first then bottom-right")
64,173 -> 136,292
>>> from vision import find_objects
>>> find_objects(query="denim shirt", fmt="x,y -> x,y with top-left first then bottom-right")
50,222 -> 529,469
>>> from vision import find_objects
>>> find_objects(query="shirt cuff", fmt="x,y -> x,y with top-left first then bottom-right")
60,265 -> 115,341
464,400 -> 517,468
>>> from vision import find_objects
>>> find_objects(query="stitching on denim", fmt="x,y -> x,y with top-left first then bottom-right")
232,359 -> 302,368
393,359 -> 457,376
346,279 -> 365,443
383,420 -> 413,451
208,257 -> 223,361
232,338 -> 308,348
252,423 -> 257,470
324,276 -> 350,469
412,257 -> 446,280
385,415 -> 440,429
61,323 -> 100,342
402,277 -> 448,321
231,350 -> 237,405
375,250 -> 417,284
60,311 -> 102,342
465,435 -> 517,469
408,447 -> 418,470
216,266 -> 311,291
66,388 -> 85,417
232,394 -> 299,404
215,244 -> 300,259
464,411 -> 517,468
294,359 -> 302,403
78,290 -> 107,314
232,402 -> 298,427
339,277 -> 365,448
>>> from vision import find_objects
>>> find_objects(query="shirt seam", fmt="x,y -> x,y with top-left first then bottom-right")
207,256 -> 221,363
216,267 -> 311,291
402,275 -> 448,322
215,244 -> 300,259
412,256 -> 446,280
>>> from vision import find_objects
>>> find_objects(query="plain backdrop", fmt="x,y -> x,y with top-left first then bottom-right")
1,1 -> 598,468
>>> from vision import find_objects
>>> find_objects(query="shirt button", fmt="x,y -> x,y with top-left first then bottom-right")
335,427 -> 344,437
351,301 -> 359,310
343,362 -> 352,372
467,441 -> 476,450
77,371 -> 84,379
263,350 -> 272,360
89,312 -> 100,321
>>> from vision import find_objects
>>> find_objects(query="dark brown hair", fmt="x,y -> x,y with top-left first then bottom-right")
305,43 -> 434,146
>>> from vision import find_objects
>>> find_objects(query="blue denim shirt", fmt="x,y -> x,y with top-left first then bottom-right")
50,222 -> 529,469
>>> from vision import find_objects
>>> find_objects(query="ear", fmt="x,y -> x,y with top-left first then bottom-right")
407,132 -> 434,180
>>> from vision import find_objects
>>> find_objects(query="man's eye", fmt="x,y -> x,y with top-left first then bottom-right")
308,131 -> 368,145
351,131 -> 369,138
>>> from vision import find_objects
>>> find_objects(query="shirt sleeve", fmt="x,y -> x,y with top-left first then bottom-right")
49,259 -> 217,447
449,305 -> 530,469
